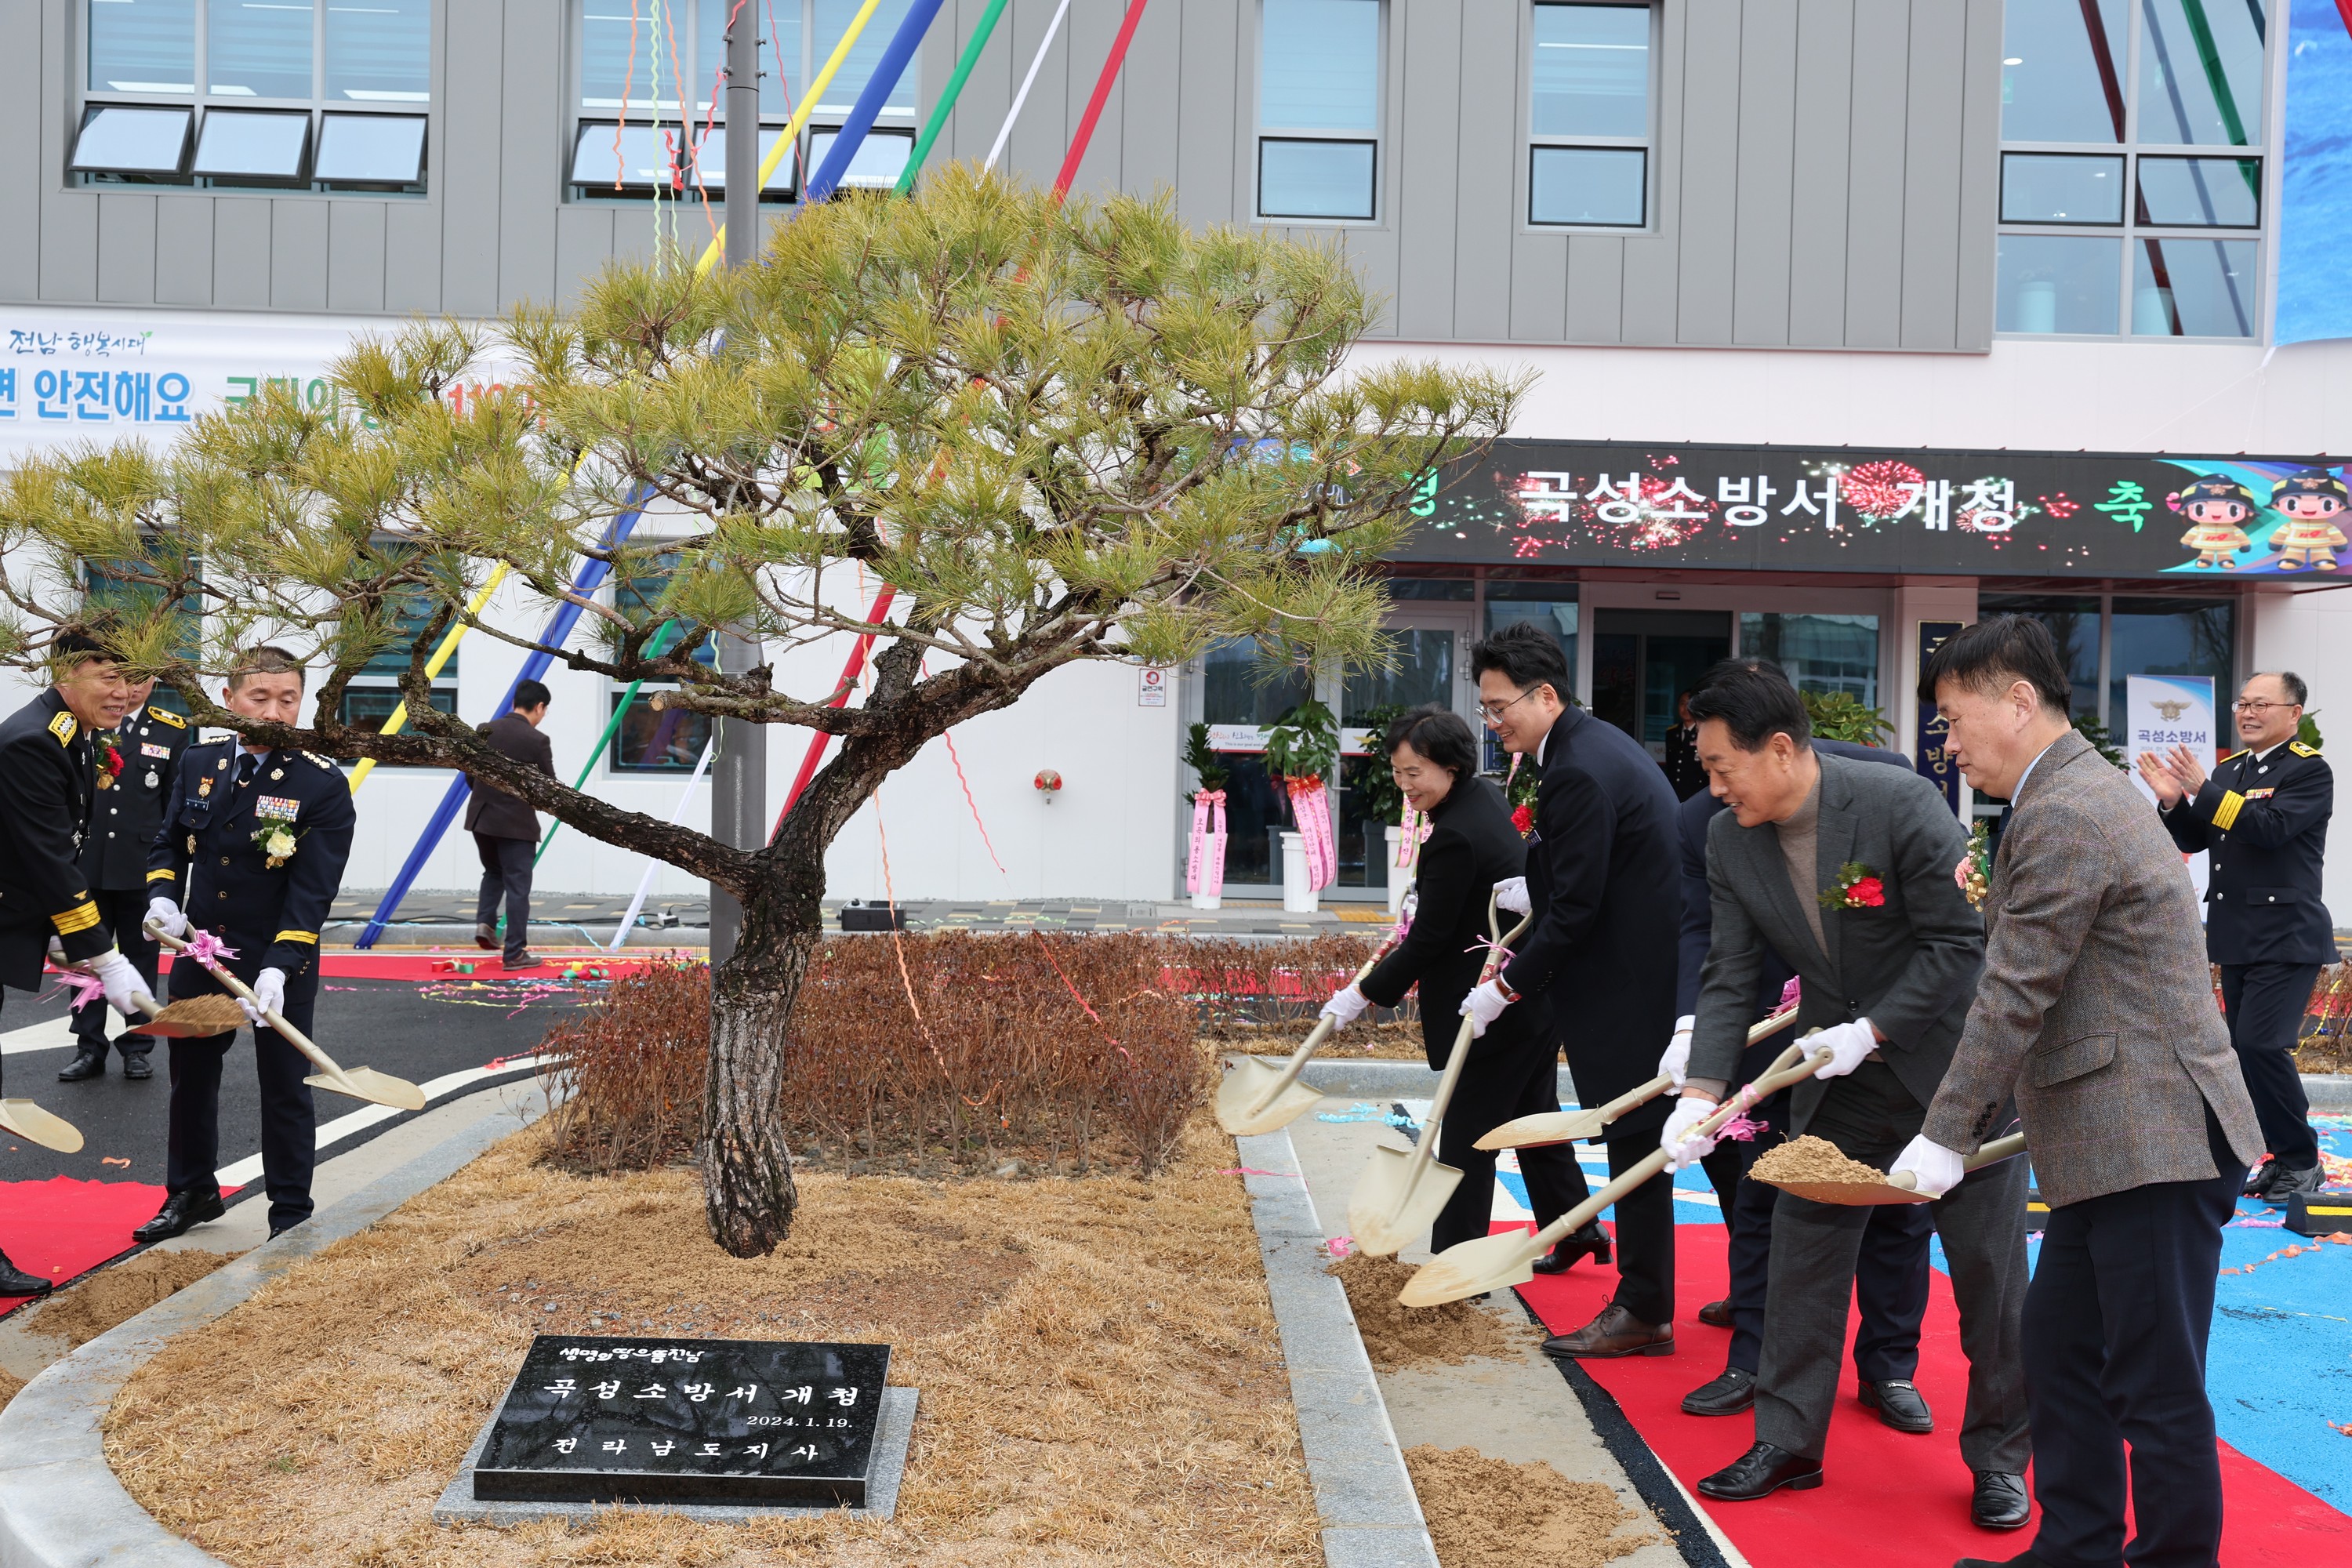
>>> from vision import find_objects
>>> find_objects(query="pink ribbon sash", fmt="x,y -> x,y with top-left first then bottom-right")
1288,776 -> 1337,890
1186,789 -> 1227,898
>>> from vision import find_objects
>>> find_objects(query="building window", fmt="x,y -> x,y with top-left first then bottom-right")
1995,0 -> 2268,339
570,0 -> 920,204
1977,592 -> 2234,733
1526,2 -> 1652,228
1738,614 -> 1879,707
71,0 -> 429,194
1256,0 -> 1381,221
606,554 -> 718,771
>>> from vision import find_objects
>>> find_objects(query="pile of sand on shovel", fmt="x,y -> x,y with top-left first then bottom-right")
150,996 -> 251,1032
1748,1134 -> 1891,1185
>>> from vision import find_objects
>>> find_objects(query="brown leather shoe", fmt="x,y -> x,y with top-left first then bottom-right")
1697,1297 -> 1733,1327
1541,1302 -> 1674,1359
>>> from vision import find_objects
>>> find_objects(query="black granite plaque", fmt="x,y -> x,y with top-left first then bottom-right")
474,1336 -> 892,1504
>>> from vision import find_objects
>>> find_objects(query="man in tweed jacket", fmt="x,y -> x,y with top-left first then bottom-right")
1896,616 -> 2261,1568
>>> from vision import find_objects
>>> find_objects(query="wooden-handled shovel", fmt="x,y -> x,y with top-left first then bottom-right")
0,1095 -> 83,1154
1345,894 -> 1534,1258
1399,1043 -> 1837,1308
146,924 -> 426,1111
1753,1131 -> 2031,1206
1473,1003 -> 1804,1152
1215,890 -> 1418,1138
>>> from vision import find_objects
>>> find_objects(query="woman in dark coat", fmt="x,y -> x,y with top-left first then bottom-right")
1319,706 -> 1601,1262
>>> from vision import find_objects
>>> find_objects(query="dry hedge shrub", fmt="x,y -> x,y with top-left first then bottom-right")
538,932 -> 1388,1181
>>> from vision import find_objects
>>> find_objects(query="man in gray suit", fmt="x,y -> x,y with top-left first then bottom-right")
1898,615 -> 2261,1568
1661,662 -> 2031,1530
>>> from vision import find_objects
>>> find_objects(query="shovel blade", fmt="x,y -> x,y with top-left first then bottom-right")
1757,1178 -> 1932,1207
1214,1059 -> 1324,1137
303,1066 -> 427,1112
1474,1107 -> 1603,1152
1345,1142 -> 1465,1258
1398,1228 -> 1544,1308
0,1098 -> 85,1154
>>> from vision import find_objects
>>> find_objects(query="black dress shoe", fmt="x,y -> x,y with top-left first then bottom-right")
132,1190 -> 227,1243
1697,1297 -> 1733,1327
2262,1162 -> 2324,1202
1954,1555 -> 2054,1568
1697,1440 -> 1823,1501
56,1048 -> 107,1082
1680,1366 -> 1756,1416
122,1053 -> 154,1080
0,1247 -> 53,1297
1530,1221 -> 1611,1274
1860,1377 -> 1935,1433
1542,1302 -> 1673,1358
1970,1470 -> 2031,1530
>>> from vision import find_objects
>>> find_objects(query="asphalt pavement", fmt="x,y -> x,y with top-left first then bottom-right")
0,974 -> 586,1196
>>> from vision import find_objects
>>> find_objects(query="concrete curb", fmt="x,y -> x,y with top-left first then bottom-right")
0,1092 -> 546,1568
2304,1073 -> 2352,1111
1234,1123 -> 1439,1568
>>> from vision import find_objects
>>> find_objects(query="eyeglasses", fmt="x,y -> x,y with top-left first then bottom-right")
2231,699 -> 2299,714
1477,687 -> 1542,727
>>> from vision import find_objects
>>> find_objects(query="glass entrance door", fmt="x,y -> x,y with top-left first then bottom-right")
1592,608 -> 1731,759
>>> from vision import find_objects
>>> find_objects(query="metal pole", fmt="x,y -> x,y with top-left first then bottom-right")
712,10 -> 767,962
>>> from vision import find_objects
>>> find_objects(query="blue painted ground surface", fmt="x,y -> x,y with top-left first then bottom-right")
1340,1099 -> 2352,1513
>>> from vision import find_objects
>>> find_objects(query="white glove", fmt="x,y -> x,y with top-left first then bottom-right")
1658,1014 -> 1696,1090
1807,1017 -> 1879,1080
1889,1134 -> 1967,1199
1458,978 -> 1513,1039
238,967 -> 287,1028
87,949 -> 157,1021
1319,985 -> 1370,1031
147,895 -> 189,941
1493,877 -> 1530,915
1659,1096 -> 1721,1171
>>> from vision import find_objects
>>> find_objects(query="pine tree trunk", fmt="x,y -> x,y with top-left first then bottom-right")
699,887 -> 812,1257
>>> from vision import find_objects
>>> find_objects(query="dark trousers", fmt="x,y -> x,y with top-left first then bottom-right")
162,931 -> 320,1234
1707,1122 -> 1934,1377
1757,1062 -> 2031,1474
473,833 -> 535,961
2024,1116 -> 2241,1568
66,887 -> 159,1059
1555,1130 -> 1677,1326
1428,1033 -> 1585,1257
2218,960 -> 2320,1170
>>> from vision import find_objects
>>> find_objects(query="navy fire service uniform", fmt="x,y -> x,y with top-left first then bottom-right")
0,690 -> 115,1047
64,703 -> 191,1075
2160,737 -> 2334,1187
146,740 -> 354,1236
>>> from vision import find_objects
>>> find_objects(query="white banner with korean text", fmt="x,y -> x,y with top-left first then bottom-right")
2125,673 -> 2217,900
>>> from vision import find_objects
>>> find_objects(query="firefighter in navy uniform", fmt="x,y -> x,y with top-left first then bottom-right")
133,648 -> 355,1243
57,681 -> 191,1082
2139,669 -> 2335,1201
0,634 -> 160,1295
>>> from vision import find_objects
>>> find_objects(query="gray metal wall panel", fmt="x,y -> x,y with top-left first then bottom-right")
1345,227 -> 1402,338
383,202 -> 445,314
438,1 -> 507,318
269,199 -> 330,311
499,0 -> 562,309
1673,0 -> 1741,344
1730,0 -> 1798,346
554,205 -> 615,307
0,1 -> 45,299
1508,232 -> 1568,343
1005,0 -> 1073,190
942,0 -> 1014,167
1119,0 -> 1183,200
328,203 -> 388,314
1563,235 -> 1624,342
1061,0 -> 1120,198
1952,0 -> 2001,351
96,193 -> 157,304
1174,0 -> 1240,230
1391,0 -> 1462,341
1841,0 -> 1910,347
153,197 -> 215,305
1616,0 -> 1683,343
1897,0 -> 1965,349
1451,0 -> 1518,343
212,198 -> 273,310
1784,0 -> 1854,347
37,0 -> 94,303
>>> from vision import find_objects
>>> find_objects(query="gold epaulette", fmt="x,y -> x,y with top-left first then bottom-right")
2290,740 -> 2322,757
147,706 -> 187,728
47,712 -> 76,744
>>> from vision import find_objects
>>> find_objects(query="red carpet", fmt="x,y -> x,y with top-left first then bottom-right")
0,1176 -> 168,1314
1511,1221 -> 2352,1566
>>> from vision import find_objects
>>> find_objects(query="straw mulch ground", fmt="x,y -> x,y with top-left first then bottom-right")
103,1112 -> 1320,1567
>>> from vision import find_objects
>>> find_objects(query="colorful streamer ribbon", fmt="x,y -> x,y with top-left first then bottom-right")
1186,789 -> 1228,898
1287,776 -> 1337,891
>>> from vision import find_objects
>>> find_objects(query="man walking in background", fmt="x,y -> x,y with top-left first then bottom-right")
1661,662 -> 2028,1527
466,681 -> 556,971
2139,670 -> 2333,1202
1900,616 -> 2260,1568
